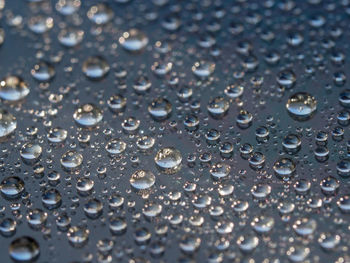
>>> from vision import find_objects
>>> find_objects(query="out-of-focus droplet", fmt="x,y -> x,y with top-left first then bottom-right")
58,28 -> 84,47
119,29 -> 149,53
9,236 -> 40,262
192,61 -> 215,78
31,61 -> 55,82
87,3 -> 113,25
82,56 -> 110,80
0,76 -> 29,102
0,109 -> 16,138
148,97 -> 172,121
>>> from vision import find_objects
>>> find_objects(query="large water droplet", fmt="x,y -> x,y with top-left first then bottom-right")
0,176 -> 24,199
130,170 -> 155,190
9,236 -> 40,262
155,147 -> 182,174
286,92 -> 317,121
82,56 -> 110,80
60,150 -> 83,171
0,76 -> 29,101
119,29 -> 149,53
73,103 -> 103,127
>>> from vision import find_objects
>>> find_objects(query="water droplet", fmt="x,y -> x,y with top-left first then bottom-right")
155,147 -> 182,174
73,103 -> 103,127
119,29 -> 148,53
130,170 -> 155,190
9,237 -> 40,262
0,176 -> 24,199
56,0 -> 81,16
58,28 -> 84,47
60,150 -> 83,171
47,127 -> 67,143
236,110 -> 253,129
87,3 -> 113,25
20,143 -> 42,161
236,234 -> 259,253
282,134 -> 301,154
0,218 -> 16,236
84,198 -> 103,218
133,75 -> 151,94
105,138 -> 126,154
0,76 -> 29,101
210,162 -> 231,178
273,158 -> 296,179
67,226 -> 89,247
28,15 -> 53,34
286,92 -> 317,121
121,117 -> 140,133
207,96 -> 229,119
82,56 -> 110,80
192,61 -> 215,78
287,245 -> 310,262
42,188 -> 62,209
31,61 -> 55,82
136,135 -> 155,151
0,109 -> 16,138
107,94 -> 126,112
148,97 -> 172,121
277,70 -> 296,89
179,235 -> 201,253
224,84 -> 244,98
26,209 -> 47,228
337,159 -> 350,177
293,217 -> 317,236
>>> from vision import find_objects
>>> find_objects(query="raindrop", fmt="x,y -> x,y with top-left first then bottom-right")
73,103 -> 103,127
82,56 -> 110,80
192,61 -> 215,78
87,3 -> 113,25
155,147 -> 182,174
277,70 -> 296,89
207,96 -> 229,119
42,188 -> 62,209
119,29 -> 149,53
31,61 -> 55,82
337,159 -> 350,177
210,162 -> 231,179
286,92 -> 317,121
273,158 -> 296,179
0,176 -> 24,199
28,16 -> 53,34
130,170 -> 155,190
9,237 -> 40,262
0,218 -> 16,236
105,138 -> 126,155
0,109 -> 16,138
148,98 -> 172,121
60,150 -> 83,171
0,76 -> 29,102
107,94 -> 126,112
67,226 -> 89,247
20,143 -> 42,161
58,28 -> 84,47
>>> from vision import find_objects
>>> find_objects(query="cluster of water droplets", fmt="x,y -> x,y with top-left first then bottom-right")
0,0 -> 350,262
